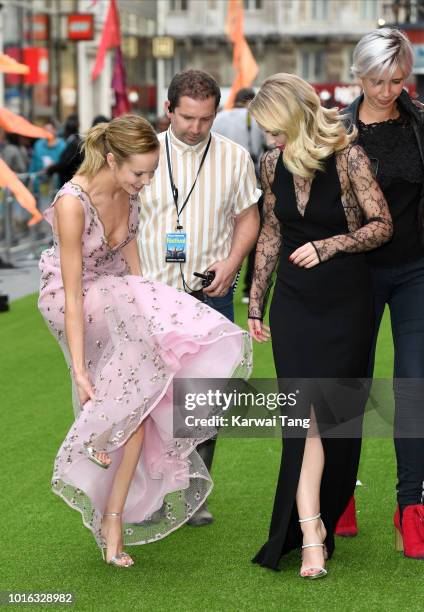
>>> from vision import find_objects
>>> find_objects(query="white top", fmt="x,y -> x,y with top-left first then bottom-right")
213,107 -> 266,165
138,126 -> 261,290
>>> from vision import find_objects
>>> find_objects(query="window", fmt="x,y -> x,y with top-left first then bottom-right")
360,0 -> 378,20
170,0 -> 188,11
301,50 -> 324,82
243,0 -> 263,10
311,0 -> 329,20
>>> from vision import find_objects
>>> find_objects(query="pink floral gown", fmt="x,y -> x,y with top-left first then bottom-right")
38,182 -> 252,548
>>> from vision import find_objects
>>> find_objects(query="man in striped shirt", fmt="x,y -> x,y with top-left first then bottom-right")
138,69 -> 261,525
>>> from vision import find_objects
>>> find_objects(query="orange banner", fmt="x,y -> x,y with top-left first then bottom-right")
225,0 -> 258,109
0,107 -> 53,140
0,53 -> 29,74
0,158 -> 42,226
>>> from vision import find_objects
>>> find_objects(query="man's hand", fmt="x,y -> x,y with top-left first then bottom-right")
203,258 -> 239,297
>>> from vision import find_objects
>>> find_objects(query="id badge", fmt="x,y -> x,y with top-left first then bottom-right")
166,232 -> 186,263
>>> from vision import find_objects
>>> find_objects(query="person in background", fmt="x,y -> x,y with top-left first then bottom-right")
213,87 -> 266,174
154,114 -> 171,133
92,114 -> 111,127
29,119 -> 66,195
139,70 -> 260,526
336,28 -> 424,559
213,88 -> 266,303
0,129 -> 28,174
45,114 -> 83,186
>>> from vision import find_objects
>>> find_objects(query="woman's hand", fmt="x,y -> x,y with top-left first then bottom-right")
74,370 -> 95,406
248,318 -> 271,343
289,242 -> 320,268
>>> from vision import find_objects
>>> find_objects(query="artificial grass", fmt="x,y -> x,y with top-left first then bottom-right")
1,292 -> 422,612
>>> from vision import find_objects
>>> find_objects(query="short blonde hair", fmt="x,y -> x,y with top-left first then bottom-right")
352,28 -> 413,79
249,73 -> 354,179
78,114 -> 159,177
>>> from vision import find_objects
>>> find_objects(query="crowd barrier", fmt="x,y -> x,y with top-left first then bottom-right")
0,173 -> 58,264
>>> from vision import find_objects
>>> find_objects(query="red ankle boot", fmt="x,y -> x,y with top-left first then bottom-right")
335,495 -> 358,537
394,504 -> 424,559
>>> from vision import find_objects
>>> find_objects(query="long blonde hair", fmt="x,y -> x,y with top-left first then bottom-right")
78,114 -> 159,177
249,73 -> 356,178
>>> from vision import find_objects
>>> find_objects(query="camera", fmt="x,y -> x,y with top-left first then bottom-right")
193,270 -> 216,288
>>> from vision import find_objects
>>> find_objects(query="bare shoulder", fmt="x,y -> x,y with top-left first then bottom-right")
260,147 -> 281,187
54,194 -> 85,241
55,193 -> 84,219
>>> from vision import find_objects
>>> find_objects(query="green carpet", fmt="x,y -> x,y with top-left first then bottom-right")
0,292 -> 422,612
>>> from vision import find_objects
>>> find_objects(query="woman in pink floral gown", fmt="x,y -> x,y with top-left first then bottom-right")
38,115 -> 252,567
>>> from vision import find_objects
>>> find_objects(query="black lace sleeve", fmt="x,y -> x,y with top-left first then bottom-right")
312,145 -> 393,262
248,148 -> 282,320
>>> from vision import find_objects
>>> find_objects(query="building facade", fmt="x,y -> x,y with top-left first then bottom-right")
0,0 -> 158,129
158,0 -> 424,105
1,0 -> 424,126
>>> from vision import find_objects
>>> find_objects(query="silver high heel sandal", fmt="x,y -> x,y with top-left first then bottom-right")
298,513 -> 328,579
101,512 -> 134,567
84,445 -> 111,469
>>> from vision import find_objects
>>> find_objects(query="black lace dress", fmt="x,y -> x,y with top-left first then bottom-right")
250,145 -> 392,570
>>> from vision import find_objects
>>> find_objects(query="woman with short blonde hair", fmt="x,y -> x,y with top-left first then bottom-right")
247,74 -> 392,578
337,28 -> 424,559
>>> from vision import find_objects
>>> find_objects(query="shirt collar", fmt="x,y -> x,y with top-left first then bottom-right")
168,126 -> 211,155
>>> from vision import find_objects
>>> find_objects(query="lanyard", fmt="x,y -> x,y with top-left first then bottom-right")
165,132 -> 212,230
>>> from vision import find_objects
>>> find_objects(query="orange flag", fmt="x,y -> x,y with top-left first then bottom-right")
0,158 -> 42,226
0,107 -> 53,140
225,0 -> 259,109
0,53 -> 29,74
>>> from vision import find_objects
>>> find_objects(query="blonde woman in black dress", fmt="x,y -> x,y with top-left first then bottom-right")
247,74 -> 392,578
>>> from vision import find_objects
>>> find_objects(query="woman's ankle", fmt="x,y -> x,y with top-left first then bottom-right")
300,516 -> 326,540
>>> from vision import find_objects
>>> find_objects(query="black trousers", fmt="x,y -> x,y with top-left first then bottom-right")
368,256 -> 424,508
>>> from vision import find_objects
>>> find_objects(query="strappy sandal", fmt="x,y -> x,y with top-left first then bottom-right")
298,513 -> 328,579
101,512 -> 134,567
84,445 -> 111,469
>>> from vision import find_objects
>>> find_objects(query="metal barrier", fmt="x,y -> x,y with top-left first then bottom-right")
0,173 -> 58,264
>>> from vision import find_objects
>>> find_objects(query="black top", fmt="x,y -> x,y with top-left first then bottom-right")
343,90 -> 424,266
357,109 -> 424,265
46,134 -> 84,186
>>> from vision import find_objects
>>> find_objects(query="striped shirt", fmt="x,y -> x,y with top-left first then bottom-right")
138,126 -> 261,290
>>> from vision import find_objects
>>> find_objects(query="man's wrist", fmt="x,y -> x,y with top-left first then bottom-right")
225,254 -> 242,271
